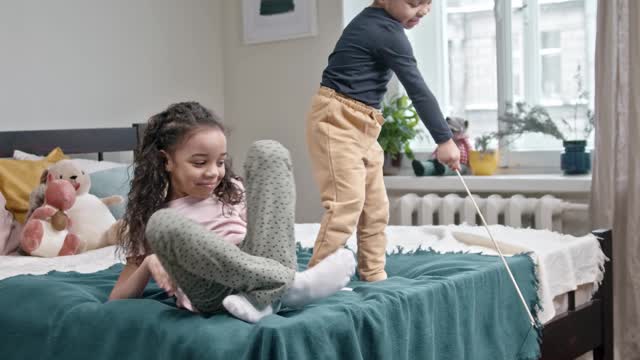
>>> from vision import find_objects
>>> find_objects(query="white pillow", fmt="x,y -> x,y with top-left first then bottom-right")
69,158 -> 128,174
13,150 -> 127,174
12,150 -> 42,161
0,192 -> 19,255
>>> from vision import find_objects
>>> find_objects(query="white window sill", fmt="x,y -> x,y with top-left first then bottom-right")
384,173 -> 591,195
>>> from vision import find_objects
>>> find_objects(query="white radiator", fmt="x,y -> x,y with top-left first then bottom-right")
392,193 -> 588,232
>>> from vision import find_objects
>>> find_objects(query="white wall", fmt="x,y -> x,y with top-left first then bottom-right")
342,0 -> 370,26
0,0 -> 344,221
221,0 -> 344,222
0,0 -> 224,131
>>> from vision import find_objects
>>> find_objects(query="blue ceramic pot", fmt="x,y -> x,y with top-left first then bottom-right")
561,140 -> 591,175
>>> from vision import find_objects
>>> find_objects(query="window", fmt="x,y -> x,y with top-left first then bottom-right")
540,31 -> 562,100
444,0 -> 498,139
341,0 -> 596,169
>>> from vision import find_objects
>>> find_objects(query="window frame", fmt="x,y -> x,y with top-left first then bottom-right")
407,0 -> 595,172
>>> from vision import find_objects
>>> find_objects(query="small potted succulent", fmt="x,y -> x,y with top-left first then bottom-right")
469,134 -> 499,176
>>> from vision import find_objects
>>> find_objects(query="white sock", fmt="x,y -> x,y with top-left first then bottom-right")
222,294 -> 273,323
281,248 -> 356,309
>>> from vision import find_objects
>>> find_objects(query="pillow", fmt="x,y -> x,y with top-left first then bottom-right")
70,158 -> 127,174
13,150 -> 127,174
0,148 -> 66,223
12,150 -> 42,161
0,192 -> 18,255
89,166 -> 134,219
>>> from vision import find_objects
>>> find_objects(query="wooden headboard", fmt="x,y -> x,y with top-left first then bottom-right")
0,124 -> 146,160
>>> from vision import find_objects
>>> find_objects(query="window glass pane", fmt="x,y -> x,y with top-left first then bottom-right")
540,1 -> 586,103
541,31 -> 562,99
447,0 -> 498,144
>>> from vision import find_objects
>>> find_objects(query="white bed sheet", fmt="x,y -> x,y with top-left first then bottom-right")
0,223 -> 605,324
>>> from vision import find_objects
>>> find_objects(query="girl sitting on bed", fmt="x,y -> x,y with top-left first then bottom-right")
108,101 -> 356,323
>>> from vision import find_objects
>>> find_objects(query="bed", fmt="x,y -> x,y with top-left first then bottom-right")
0,125 -> 613,360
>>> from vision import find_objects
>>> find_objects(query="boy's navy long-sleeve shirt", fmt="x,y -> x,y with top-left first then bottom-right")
321,7 -> 452,144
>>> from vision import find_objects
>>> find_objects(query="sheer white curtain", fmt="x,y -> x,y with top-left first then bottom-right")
589,0 -> 640,358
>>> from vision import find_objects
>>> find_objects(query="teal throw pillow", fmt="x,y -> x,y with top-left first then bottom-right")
89,166 -> 133,219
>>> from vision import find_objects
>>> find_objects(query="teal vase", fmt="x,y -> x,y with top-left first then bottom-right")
561,140 -> 591,175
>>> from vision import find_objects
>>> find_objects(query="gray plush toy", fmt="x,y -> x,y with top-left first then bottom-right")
412,116 -> 472,176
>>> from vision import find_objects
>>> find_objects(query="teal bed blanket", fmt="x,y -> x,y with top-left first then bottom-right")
0,249 -> 541,360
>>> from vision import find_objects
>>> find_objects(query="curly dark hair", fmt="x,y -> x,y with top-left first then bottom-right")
117,101 -> 244,258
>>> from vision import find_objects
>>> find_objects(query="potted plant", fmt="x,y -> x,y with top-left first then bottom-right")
558,67 -> 594,175
496,66 -> 594,175
378,94 -> 424,175
469,134 -> 499,176
559,113 -> 593,175
469,101 -> 566,176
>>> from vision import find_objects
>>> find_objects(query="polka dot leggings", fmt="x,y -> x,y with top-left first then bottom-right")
146,140 -> 297,314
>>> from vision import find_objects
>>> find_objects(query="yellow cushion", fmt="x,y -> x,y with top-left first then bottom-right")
0,148 -> 66,223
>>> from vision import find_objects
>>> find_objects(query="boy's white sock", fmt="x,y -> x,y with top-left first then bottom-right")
281,248 -> 356,309
222,294 -> 273,323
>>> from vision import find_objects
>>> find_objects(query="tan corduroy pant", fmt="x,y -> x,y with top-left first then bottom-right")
306,86 -> 389,282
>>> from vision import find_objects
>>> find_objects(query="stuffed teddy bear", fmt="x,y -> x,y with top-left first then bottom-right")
23,159 -> 122,256
21,173 -> 82,256
412,116 -> 472,176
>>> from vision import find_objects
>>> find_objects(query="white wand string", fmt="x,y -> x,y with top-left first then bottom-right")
455,169 -> 536,327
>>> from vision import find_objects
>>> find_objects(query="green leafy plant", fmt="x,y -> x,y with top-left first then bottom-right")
378,95 -> 424,160
497,101 -> 566,142
474,134 -> 497,153
473,100 -> 566,152
560,65 -> 595,141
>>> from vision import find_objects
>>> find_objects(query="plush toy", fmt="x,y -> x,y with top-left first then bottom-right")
412,116 -> 472,176
21,173 -> 81,256
23,160 -> 122,256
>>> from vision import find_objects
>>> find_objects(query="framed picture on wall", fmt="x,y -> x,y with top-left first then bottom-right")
242,0 -> 318,45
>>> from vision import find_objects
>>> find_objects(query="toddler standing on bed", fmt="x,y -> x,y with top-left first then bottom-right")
109,102 -> 355,323
306,0 -> 460,281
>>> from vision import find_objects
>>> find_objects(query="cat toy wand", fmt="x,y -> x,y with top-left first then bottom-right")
455,169 -> 537,327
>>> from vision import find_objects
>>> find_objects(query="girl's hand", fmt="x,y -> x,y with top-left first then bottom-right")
436,139 -> 461,171
145,254 -> 176,296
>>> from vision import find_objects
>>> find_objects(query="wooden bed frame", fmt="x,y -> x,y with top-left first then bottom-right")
0,125 -> 613,360
0,124 -> 146,160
